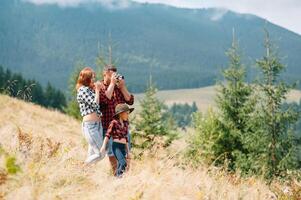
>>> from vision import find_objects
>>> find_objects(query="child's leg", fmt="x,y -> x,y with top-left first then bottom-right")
112,142 -> 127,177
127,130 -> 131,152
126,130 -> 131,171
103,129 -> 117,175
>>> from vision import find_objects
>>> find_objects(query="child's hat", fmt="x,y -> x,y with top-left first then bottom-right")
113,103 -> 134,117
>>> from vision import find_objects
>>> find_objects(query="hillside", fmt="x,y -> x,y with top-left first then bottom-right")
0,94 -> 279,199
1,0 -> 301,92
135,86 -> 301,112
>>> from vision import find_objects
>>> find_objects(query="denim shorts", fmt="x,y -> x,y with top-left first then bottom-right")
103,129 -> 131,157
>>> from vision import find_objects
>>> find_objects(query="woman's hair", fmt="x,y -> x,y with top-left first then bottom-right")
76,67 -> 95,90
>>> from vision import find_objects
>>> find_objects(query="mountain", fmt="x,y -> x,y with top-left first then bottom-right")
0,94 -> 276,199
1,0 -> 301,93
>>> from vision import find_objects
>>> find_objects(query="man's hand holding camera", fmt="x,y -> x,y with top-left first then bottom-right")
111,72 -> 118,85
117,78 -> 126,89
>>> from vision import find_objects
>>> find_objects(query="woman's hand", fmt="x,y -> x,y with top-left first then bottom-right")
100,146 -> 106,155
95,81 -> 101,91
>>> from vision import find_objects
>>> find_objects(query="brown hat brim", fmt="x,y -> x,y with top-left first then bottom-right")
113,107 -> 134,117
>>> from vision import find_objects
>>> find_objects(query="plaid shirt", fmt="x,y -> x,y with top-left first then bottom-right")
105,119 -> 129,142
99,80 -> 134,129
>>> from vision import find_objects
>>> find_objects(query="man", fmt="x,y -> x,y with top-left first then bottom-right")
99,64 -> 134,174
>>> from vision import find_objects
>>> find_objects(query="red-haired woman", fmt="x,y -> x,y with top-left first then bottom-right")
76,67 -> 105,164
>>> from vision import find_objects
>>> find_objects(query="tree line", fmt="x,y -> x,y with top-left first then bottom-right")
0,66 -> 66,111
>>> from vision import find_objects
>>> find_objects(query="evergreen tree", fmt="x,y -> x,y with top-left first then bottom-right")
43,82 -> 66,110
214,36 -> 254,169
246,30 -> 300,179
0,66 -> 5,90
0,65 -> 66,110
192,102 -> 198,113
95,35 -> 119,80
132,80 -> 178,153
186,108 -> 224,166
30,81 -> 45,106
44,82 -> 56,108
186,35 -> 254,170
0,66 -> 66,111
168,102 -> 198,128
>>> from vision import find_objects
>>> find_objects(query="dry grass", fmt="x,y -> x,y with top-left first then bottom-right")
0,94 -> 296,200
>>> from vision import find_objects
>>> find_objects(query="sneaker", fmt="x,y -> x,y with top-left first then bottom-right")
85,153 -> 105,164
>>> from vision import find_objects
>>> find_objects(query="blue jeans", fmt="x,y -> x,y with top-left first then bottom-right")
103,129 -> 131,157
112,142 -> 127,177
82,121 -> 104,164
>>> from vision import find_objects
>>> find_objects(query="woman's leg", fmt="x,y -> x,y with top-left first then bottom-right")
112,142 -> 127,177
87,144 -> 94,157
82,123 -> 94,158
82,121 -> 104,164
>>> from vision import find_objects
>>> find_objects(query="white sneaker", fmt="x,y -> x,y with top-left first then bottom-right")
85,153 -> 105,164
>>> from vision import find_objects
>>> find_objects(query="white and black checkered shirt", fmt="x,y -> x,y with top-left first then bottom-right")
77,86 -> 102,117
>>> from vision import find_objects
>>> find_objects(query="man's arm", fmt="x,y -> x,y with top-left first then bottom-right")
105,82 -> 115,100
105,74 -> 118,100
118,79 -> 134,105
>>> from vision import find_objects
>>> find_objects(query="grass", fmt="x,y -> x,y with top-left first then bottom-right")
0,93 -> 299,199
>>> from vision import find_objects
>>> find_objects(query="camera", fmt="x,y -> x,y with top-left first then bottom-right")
115,74 -> 124,81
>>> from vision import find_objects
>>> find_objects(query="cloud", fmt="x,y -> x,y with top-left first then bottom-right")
22,0 -> 301,34
134,0 -> 301,35
210,8 -> 228,21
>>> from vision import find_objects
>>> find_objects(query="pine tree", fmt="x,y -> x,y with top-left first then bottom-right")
95,35 -> 119,80
0,66 -> 5,89
132,80 -> 178,154
30,81 -> 45,106
186,34 -> 254,169
43,82 -> 66,110
246,30 -> 300,179
214,35 -> 254,169
168,102 -> 198,128
44,82 -> 56,108
0,66 -> 66,110
191,102 -> 198,113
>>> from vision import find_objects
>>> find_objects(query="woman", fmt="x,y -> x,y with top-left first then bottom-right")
100,103 -> 134,177
76,67 -> 104,164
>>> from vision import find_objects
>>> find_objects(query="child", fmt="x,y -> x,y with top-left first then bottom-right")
100,103 -> 134,177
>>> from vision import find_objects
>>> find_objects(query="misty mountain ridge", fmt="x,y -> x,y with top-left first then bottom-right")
1,0 -> 301,93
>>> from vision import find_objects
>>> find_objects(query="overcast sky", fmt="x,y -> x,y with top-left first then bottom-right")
23,0 -> 301,35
